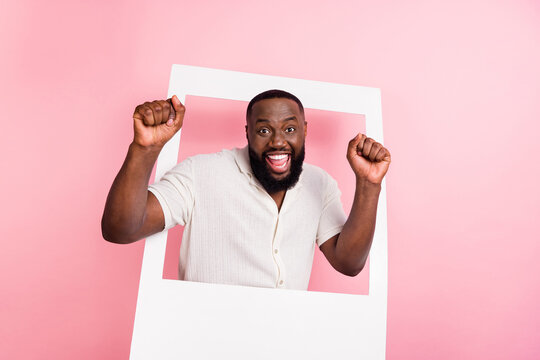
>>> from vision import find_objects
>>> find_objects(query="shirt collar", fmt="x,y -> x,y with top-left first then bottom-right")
234,146 -> 254,177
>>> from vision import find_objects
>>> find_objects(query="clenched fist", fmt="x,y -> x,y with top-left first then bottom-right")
347,133 -> 391,184
132,95 -> 185,148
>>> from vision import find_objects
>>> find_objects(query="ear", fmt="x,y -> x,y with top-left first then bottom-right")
304,121 -> 308,137
245,124 -> 249,141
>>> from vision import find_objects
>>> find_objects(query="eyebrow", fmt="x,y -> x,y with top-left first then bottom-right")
283,116 -> 298,122
255,116 -> 298,124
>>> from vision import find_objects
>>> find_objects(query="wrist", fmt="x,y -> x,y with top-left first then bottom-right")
129,141 -> 163,156
355,177 -> 382,194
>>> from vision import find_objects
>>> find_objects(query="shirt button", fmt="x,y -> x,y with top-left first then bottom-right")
274,249 -> 279,254
279,280 -> 284,285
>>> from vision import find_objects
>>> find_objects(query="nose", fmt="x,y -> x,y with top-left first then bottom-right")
270,131 -> 286,148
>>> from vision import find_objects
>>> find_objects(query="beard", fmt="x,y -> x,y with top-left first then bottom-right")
248,145 -> 305,194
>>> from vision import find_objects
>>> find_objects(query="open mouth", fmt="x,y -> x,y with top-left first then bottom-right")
265,153 -> 291,174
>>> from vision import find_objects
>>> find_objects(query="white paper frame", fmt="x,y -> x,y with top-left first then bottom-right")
130,65 -> 388,359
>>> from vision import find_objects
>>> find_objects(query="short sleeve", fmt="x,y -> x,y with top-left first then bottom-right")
148,157 -> 195,230
316,175 -> 347,247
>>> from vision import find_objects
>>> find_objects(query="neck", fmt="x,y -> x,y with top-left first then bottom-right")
269,190 -> 286,211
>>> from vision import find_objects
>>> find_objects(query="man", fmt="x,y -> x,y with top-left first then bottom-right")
102,90 -> 391,290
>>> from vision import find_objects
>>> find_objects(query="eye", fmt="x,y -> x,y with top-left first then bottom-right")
285,127 -> 296,133
257,128 -> 270,135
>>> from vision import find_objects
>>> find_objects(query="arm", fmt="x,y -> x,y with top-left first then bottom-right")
319,134 -> 391,276
101,96 -> 185,244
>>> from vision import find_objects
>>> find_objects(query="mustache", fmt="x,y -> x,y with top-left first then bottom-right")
261,148 -> 296,158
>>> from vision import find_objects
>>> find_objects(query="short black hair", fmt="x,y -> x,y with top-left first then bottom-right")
246,89 -> 304,119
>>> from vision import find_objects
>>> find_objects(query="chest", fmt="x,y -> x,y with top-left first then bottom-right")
193,173 -> 323,239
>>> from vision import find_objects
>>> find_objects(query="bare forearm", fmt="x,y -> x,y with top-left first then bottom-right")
320,133 -> 389,276
335,179 -> 381,274
101,142 -> 162,243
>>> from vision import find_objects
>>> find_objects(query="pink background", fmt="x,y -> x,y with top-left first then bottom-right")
1,0 -> 539,359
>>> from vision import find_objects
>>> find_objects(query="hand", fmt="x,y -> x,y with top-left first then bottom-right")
347,133 -> 391,184
132,95 -> 185,148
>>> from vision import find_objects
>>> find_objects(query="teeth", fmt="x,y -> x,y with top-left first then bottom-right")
268,154 -> 288,160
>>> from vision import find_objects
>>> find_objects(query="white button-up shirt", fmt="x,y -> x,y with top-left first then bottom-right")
148,146 -> 346,290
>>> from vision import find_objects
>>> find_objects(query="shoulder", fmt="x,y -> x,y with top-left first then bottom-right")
300,162 -> 342,199
301,162 -> 338,187
183,148 -> 237,167
172,148 -> 243,182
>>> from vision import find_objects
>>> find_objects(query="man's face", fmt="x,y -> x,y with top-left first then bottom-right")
246,98 -> 307,194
